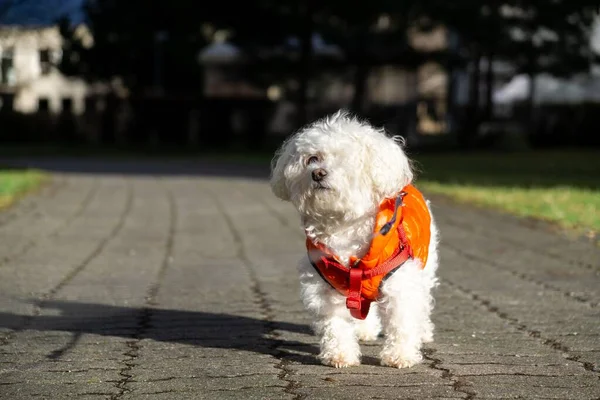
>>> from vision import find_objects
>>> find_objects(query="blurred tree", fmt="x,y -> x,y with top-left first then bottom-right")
498,1 -> 598,112
231,0 -> 314,123
316,1 -> 410,114
59,0 -> 315,105
417,0 -> 598,147
60,0 -> 443,117
310,0 -> 448,115
58,0 -> 598,142
59,0 -> 215,94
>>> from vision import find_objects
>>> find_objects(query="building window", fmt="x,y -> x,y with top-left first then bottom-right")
38,98 -> 50,112
40,49 -> 52,75
61,97 -> 73,113
0,48 -> 16,85
1,93 -> 15,111
84,96 -> 97,113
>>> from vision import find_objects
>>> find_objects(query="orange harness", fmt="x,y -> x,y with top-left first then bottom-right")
306,184 -> 431,320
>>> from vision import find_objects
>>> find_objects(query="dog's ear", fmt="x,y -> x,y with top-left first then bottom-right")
367,134 -> 413,199
270,141 -> 293,201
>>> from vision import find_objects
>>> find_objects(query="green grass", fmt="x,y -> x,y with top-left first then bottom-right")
0,169 -> 47,210
412,150 -> 600,238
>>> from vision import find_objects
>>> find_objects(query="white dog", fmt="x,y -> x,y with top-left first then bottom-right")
270,110 -> 439,368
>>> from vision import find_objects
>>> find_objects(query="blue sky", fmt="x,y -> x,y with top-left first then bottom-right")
0,0 -> 86,25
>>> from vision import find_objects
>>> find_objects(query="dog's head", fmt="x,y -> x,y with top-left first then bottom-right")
270,110 -> 413,221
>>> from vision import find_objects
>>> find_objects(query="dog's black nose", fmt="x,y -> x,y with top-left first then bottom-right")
312,168 -> 327,182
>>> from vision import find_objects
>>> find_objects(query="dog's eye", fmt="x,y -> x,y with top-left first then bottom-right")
306,155 -> 320,165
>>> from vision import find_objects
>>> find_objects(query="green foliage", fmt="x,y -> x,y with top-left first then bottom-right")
417,0 -> 598,77
56,0 -> 598,102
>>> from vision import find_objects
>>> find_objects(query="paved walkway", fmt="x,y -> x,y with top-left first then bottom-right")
0,159 -> 598,400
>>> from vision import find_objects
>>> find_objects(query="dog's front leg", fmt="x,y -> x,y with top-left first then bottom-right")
314,305 -> 361,368
378,260 -> 429,368
298,262 -> 361,368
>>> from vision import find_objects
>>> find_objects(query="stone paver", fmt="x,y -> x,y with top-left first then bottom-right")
0,158 -> 599,400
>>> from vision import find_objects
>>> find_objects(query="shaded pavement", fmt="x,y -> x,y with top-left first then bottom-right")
0,158 -> 598,399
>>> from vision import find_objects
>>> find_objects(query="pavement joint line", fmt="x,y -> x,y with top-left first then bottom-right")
0,174 -> 67,229
444,242 -> 599,309
111,178 -> 177,400
443,279 -> 600,379
0,177 -> 100,269
422,348 -> 476,399
0,178 -> 133,356
46,179 -> 132,299
436,213 -> 600,273
238,186 -> 302,240
1,163 -> 598,398
209,187 -> 307,400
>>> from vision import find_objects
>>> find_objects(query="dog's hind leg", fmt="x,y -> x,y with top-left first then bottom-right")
378,260 -> 429,368
354,302 -> 382,342
421,210 -> 440,344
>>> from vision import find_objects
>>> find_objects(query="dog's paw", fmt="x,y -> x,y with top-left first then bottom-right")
380,347 -> 423,369
319,351 -> 361,368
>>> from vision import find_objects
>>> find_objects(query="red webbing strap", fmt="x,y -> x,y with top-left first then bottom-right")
346,268 -> 371,320
320,257 -> 349,273
362,243 -> 412,280
346,246 -> 411,320
349,299 -> 372,320
313,257 -> 372,320
347,225 -> 413,320
312,226 -> 413,320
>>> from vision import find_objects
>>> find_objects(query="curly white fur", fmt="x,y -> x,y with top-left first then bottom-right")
270,110 -> 439,368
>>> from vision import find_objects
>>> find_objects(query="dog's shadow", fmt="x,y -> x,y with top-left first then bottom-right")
0,300 -> 384,366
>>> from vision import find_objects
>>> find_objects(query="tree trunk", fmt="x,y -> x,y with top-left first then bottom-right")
445,54 -> 456,135
469,49 -> 481,117
459,46 -> 482,148
351,62 -> 369,115
525,46 -> 537,140
297,0 -> 314,127
483,51 -> 494,121
526,69 -> 537,143
527,72 -> 536,117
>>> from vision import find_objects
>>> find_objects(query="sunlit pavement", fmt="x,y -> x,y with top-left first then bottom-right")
0,158 -> 598,399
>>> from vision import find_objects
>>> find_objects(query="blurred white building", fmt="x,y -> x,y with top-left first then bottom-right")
0,24 -> 106,115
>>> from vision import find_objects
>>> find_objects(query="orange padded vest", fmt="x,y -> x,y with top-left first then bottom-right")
306,184 -> 431,320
